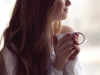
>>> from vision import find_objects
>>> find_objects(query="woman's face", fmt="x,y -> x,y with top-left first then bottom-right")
51,0 -> 71,22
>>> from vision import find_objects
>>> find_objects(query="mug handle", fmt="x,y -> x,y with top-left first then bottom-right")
75,32 -> 85,45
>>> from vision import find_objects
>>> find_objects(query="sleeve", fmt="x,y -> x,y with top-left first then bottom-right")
47,47 -> 82,75
46,50 -> 63,75
63,56 -> 83,75
2,47 -> 17,75
47,56 -> 82,75
47,64 -> 63,75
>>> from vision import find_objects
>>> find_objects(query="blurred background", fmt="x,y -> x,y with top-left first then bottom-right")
0,0 -> 100,75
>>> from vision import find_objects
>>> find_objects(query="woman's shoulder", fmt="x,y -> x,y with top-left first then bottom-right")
60,25 -> 74,34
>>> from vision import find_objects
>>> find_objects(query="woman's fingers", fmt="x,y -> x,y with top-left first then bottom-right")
73,35 -> 79,45
74,44 -> 80,52
68,45 -> 80,60
61,44 -> 74,55
65,49 -> 76,58
74,33 -> 79,37
53,32 -> 82,68
59,39 -> 73,51
56,34 -> 71,48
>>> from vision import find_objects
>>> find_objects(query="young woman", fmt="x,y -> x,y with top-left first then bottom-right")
0,0 -> 82,75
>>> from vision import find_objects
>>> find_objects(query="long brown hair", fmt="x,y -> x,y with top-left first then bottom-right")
0,0 -> 62,75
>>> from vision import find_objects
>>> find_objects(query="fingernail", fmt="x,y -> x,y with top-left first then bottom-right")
74,33 -> 79,37
66,34 -> 70,36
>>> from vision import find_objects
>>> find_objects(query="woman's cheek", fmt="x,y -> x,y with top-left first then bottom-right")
56,0 -> 65,13
51,0 -> 66,21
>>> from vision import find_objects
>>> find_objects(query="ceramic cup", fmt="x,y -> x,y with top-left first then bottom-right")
56,32 -> 85,45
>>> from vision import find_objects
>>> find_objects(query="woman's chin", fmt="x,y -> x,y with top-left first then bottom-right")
61,15 -> 68,20
51,15 -> 68,21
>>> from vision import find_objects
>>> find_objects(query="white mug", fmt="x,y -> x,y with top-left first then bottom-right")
56,32 -> 85,45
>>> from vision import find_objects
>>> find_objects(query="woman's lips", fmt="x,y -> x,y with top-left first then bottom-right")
64,8 -> 68,12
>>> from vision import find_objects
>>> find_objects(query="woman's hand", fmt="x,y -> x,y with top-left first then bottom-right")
53,33 -> 76,71
68,33 -> 80,60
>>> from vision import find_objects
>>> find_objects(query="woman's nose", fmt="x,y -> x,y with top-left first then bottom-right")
65,0 -> 71,6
